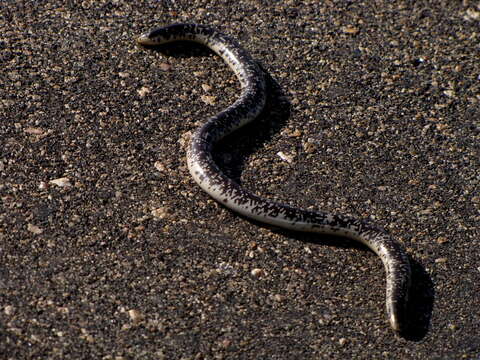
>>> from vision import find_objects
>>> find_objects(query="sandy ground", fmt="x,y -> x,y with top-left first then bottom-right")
1,1 -> 479,359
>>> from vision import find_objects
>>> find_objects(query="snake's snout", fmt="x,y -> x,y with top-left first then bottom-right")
136,33 -> 154,46
390,314 -> 403,333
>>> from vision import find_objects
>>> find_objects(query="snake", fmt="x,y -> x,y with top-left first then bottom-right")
137,23 -> 411,333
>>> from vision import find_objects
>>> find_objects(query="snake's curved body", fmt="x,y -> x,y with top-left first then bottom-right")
137,23 -> 411,333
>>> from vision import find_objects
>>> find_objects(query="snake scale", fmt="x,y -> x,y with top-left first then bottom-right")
137,23 -> 411,333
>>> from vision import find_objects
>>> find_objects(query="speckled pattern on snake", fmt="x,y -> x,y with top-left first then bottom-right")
137,23 -> 411,333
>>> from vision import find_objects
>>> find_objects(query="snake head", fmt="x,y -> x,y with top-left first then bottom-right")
136,24 -> 202,46
136,24 -> 173,46
136,31 -> 160,46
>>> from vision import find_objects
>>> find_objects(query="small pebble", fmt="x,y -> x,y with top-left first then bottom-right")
201,95 -> 217,105
273,294 -> 283,302
24,127 -> 45,135
137,86 -> 150,97
436,237 -> 448,244
159,63 -> 171,71
4,305 -> 15,315
179,131 -> 192,148
342,25 -> 359,34
303,141 -> 316,153
443,90 -> 456,97
38,181 -> 48,190
289,129 -> 302,137
464,8 -> 480,21
27,223 -> 43,235
201,84 -> 212,92
128,309 -> 144,323
251,268 -> 265,277
277,151 -> 294,163
151,207 -> 169,219
154,161 -> 166,172
49,177 -> 71,187
221,339 -> 231,348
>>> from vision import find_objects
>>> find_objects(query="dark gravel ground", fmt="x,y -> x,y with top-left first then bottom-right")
1,1 -> 479,359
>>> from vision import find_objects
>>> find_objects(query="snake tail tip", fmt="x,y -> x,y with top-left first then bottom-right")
390,313 -> 408,334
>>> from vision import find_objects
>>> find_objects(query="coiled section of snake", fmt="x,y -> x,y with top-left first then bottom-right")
137,23 -> 411,333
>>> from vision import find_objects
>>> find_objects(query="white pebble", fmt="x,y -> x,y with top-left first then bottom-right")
251,268 -> 266,277
49,177 -> 71,187
4,305 -> 15,315
27,223 -> 43,234
277,151 -> 294,163
128,309 -> 144,323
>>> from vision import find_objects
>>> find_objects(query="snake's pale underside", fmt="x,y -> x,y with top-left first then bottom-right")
137,23 -> 411,333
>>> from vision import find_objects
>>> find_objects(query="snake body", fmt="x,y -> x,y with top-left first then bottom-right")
137,23 -> 411,333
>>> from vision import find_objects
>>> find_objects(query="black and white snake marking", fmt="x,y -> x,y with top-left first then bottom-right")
137,23 -> 411,333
